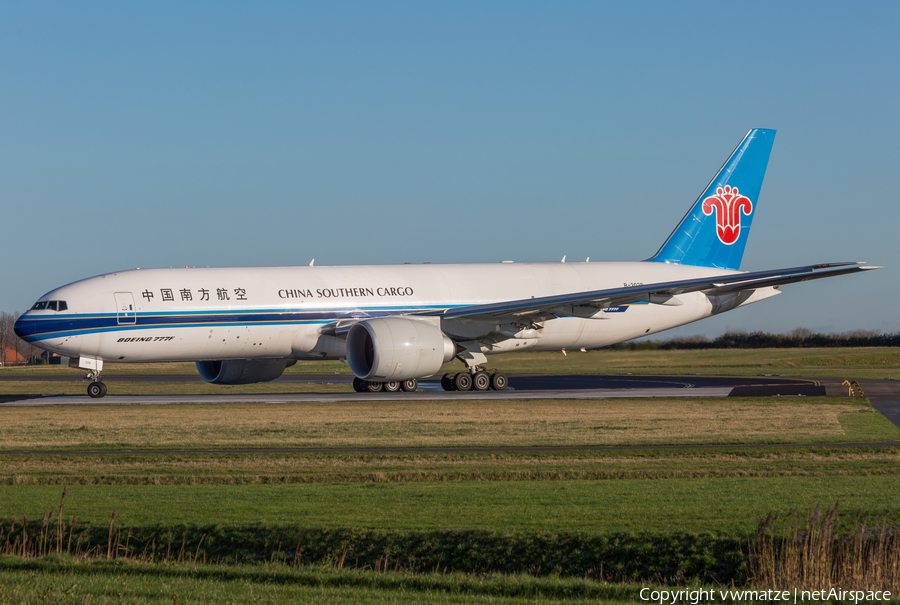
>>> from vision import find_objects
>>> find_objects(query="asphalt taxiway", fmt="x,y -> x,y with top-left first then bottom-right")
0,373 -> 835,406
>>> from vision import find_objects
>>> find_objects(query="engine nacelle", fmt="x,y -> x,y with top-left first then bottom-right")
196,359 -> 295,385
346,318 -> 455,381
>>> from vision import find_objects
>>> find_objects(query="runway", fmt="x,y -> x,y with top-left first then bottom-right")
0,372 -> 820,388
0,373 -> 828,406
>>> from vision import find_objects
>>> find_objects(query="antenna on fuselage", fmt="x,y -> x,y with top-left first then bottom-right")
309,259 -> 315,267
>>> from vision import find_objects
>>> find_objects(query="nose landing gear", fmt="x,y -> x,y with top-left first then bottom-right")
87,381 -> 107,398
85,369 -> 107,398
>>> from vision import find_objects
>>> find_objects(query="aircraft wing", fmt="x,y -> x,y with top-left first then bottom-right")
435,262 -> 879,322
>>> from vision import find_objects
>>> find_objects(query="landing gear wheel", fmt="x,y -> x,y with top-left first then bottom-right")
383,381 -> 401,393
441,373 -> 457,391
490,372 -> 508,391
472,371 -> 490,391
365,381 -> 384,393
400,379 -> 418,392
454,373 -> 472,392
352,377 -> 366,393
87,382 -> 106,398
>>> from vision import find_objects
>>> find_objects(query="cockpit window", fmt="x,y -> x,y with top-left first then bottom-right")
30,300 -> 67,311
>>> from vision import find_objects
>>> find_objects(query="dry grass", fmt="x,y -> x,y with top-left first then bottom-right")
2,448 -> 900,486
0,397 -> 889,451
750,503 -> 900,592
0,487 -> 202,564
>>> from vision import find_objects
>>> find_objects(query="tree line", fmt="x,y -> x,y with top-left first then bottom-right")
610,328 -> 900,350
0,311 -> 43,366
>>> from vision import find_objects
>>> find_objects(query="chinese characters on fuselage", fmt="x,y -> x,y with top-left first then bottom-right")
142,288 -> 248,302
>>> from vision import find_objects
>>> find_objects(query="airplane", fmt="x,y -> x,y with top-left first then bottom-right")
14,129 -> 879,398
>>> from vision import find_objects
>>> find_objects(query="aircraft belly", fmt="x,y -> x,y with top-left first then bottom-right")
94,325 -> 294,362
529,293 -> 713,350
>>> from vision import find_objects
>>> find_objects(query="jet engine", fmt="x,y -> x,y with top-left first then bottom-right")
346,318 -> 455,381
195,359 -> 295,385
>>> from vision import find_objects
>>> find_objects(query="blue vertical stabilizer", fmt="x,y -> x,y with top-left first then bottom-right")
647,129 -> 775,270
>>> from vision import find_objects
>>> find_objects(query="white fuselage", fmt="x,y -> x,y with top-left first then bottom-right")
19,261 -> 777,364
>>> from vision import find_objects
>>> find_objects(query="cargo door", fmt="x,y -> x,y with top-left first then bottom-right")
114,292 -> 137,325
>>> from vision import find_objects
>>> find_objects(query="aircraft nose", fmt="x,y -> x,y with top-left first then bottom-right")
13,314 -> 33,339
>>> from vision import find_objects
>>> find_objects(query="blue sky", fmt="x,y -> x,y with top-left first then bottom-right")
2,2 -> 897,337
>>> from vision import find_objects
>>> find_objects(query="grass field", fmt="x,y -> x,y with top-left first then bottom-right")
0,396 -> 898,536
0,558 -> 642,605
1,351 -> 899,601
2,476 -> 899,535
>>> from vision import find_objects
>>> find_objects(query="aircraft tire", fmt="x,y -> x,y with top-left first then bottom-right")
472,371 -> 490,391
454,372 -> 472,391
352,377 -> 365,393
400,379 -> 418,392
87,382 -> 105,398
490,372 -> 508,391
383,381 -> 401,393
441,373 -> 456,391
365,381 -> 384,393
99,382 -> 108,397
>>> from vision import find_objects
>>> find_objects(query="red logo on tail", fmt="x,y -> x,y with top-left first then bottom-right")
701,185 -> 753,245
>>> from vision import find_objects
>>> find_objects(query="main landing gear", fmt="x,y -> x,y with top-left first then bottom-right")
352,377 -> 419,393
349,369 -> 509,393
440,370 -> 508,392
85,370 -> 107,398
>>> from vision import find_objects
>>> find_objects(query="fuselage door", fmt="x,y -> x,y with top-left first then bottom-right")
114,292 -> 137,325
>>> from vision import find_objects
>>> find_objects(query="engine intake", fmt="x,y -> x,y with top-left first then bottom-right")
196,359 -> 295,385
346,318 -> 455,381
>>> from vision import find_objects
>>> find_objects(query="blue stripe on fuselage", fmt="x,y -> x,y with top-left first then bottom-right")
15,305 -> 457,342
